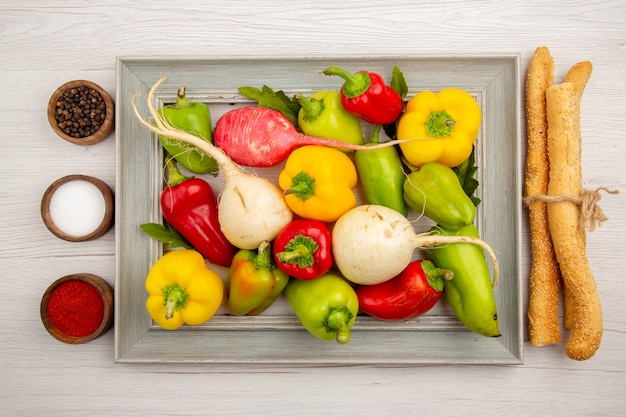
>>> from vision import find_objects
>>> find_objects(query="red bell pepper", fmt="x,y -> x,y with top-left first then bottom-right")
273,219 -> 332,280
159,157 -> 235,267
356,260 -> 453,321
322,65 -> 403,125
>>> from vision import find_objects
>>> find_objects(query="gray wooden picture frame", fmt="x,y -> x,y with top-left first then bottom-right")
114,55 -> 522,364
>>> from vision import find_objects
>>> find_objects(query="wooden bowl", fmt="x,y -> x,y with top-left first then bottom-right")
41,174 -> 115,242
40,273 -> 114,344
47,80 -> 115,145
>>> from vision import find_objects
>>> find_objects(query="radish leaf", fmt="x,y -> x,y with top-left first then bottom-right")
238,85 -> 301,126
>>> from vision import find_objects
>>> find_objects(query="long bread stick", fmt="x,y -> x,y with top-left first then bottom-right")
525,46 -> 562,346
546,82 -> 602,361
561,61 -> 593,330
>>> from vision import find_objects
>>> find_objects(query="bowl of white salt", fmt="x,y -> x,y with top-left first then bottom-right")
40,174 -> 114,242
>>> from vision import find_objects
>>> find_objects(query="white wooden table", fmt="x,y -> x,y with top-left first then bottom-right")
1,1 -> 624,416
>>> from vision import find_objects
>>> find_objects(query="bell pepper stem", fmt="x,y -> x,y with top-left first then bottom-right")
276,245 -> 309,262
296,94 -> 324,123
400,154 -> 420,173
425,110 -> 455,138
370,124 -> 382,144
162,284 -> 189,320
175,86 -> 191,108
251,241 -> 272,269
276,234 -> 318,268
322,66 -> 372,98
421,259 -> 454,292
164,155 -> 189,187
325,306 -> 353,344
284,171 -> 316,200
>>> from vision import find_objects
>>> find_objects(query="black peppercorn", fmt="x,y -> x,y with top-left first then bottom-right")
54,85 -> 106,138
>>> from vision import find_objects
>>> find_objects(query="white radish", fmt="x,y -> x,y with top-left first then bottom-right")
331,204 -> 500,285
131,76 -> 293,250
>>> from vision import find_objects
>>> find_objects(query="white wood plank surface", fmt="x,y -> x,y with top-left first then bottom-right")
1,1 -> 624,416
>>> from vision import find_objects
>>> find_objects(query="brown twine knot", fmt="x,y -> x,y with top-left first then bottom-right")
523,187 -> 619,232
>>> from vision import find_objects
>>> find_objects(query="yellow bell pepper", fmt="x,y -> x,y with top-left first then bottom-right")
145,250 -> 223,330
397,88 -> 481,168
278,145 -> 357,222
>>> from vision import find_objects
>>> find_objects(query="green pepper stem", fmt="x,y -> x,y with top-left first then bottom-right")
370,124 -> 382,144
164,155 -> 190,187
276,234 -> 318,268
276,244 -> 310,264
162,284 -> 189,320
325,306 -> 353,344
296,94 -> 324,123
425,110 -> 455,138
322,66 -> 372,98
251,241 -> 272,270
399,154 -> 420,173
175,86 -> 191,108
421,260 -> 454,292
284,171 -> 316,201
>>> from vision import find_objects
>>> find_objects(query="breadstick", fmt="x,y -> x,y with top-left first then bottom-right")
562,61 -> 593,330
565,61 -> 593,100
525,46 -> 562,346
546,82 -> 602,361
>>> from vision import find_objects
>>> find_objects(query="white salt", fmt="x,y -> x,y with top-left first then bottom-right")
48,180 -> 106,237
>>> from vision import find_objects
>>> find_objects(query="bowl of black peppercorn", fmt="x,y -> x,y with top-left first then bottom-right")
47,80 -> 115,146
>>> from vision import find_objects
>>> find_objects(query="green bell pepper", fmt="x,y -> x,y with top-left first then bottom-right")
297,90 -> 364,149
426,223 -> 500,337
226,242 -> 289,316
403,162 -> 476,230
355,125 -> 408,216
284,273 -> 359,344
158,86 -> 218,175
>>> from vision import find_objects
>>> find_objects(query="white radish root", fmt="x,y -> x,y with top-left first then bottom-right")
332,204 -> 499,286
131,76 -> 293,250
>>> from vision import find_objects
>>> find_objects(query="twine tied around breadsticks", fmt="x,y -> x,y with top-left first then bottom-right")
523,187 -> 619,232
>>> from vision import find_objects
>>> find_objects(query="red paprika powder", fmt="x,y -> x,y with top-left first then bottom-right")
47,279 -> 104,337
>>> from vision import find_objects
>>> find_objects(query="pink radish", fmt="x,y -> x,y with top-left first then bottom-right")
214,106 -> 412,167
131,77 -> 293,250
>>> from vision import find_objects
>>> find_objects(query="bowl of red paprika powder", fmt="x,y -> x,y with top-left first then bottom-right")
47,80 -> 115,146
40,273 -> 114,344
